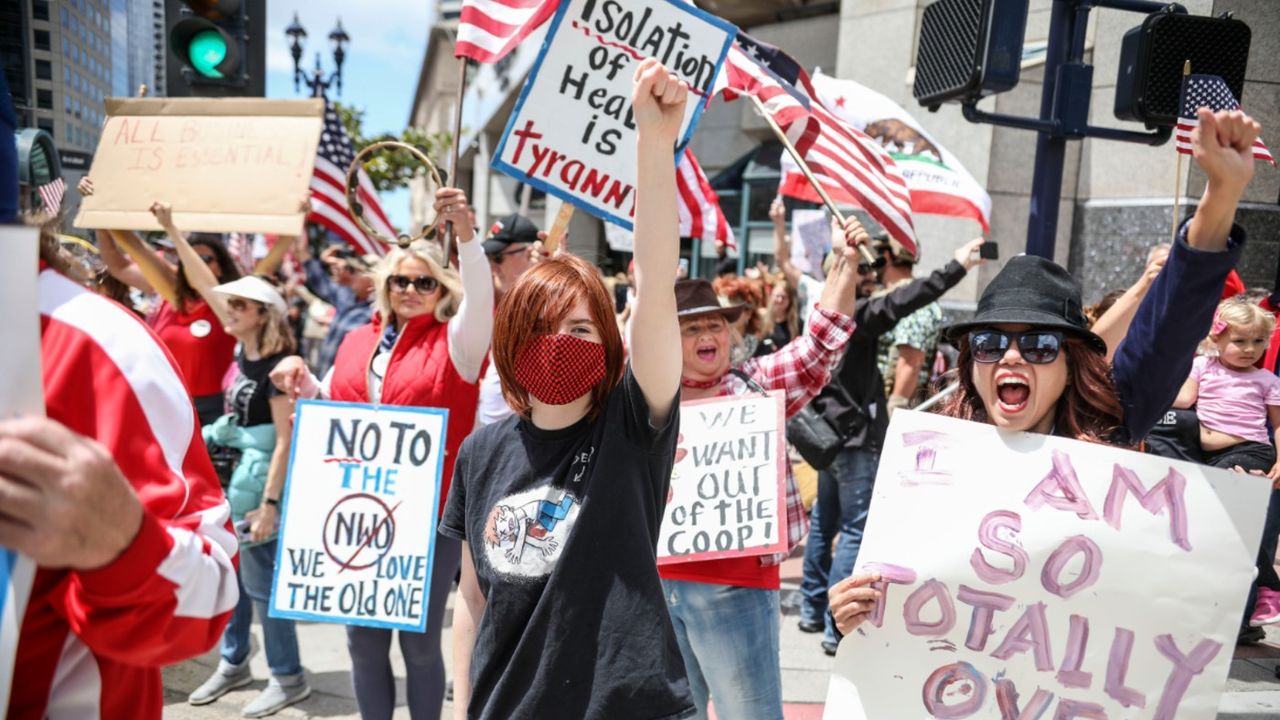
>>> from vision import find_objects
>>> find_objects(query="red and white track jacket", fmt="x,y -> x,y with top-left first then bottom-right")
6,268 -> 239,719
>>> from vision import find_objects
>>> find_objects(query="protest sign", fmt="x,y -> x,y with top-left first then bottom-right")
270,400 -> 447,632
824,411 -> 1269,720
658,392 -> 787,564
790,208 -> 831,280
75,98 -> 323,235
492,0 -> 736,230
0,227 -> 44,711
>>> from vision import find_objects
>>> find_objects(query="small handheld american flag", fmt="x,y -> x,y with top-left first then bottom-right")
1175,73 -> 1274,166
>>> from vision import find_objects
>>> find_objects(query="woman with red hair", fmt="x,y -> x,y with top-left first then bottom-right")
440,59 -> 692,720
829,109 -> 1266,636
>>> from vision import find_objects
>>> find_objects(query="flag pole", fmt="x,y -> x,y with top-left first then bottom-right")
748,95 -> 877,270
443,58 -> 469,266
1171,59 -> 1191,244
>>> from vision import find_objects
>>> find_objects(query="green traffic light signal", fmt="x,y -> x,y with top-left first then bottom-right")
188,28 -> 229,78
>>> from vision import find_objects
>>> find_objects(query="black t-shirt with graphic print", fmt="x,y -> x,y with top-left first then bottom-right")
440,367 -> 693,720
228,350 -> 288,427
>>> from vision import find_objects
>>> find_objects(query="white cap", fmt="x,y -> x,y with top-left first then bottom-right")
212,276 -> 288,315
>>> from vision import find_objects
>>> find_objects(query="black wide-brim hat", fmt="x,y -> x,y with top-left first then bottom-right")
675,279 -> 747,323
941,254 -> 1107,355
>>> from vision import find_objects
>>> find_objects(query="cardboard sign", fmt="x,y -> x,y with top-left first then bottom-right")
790,209 -> 831,281
270,400 -> 447,631
0,227 -> 45,711
75,98 -> 323,235
492,0 -> 735,229
658,392 -> 788,564
824,411 -> 1269,720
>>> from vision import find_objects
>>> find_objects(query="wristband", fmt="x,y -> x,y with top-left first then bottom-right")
264,497 -> 280,507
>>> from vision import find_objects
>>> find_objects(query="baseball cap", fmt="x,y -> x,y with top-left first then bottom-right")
872,231 -> 918,264
482,214 -> 540,255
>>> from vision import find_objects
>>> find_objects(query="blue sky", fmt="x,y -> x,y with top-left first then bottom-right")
263,1 -> 438,230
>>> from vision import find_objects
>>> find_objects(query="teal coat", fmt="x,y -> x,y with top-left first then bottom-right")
203,413 -> 277,523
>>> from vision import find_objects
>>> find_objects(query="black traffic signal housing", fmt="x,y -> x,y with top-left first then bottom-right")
1114,9 -> 1251,127
165,0 -> 266,97
913,0 -> 1029,111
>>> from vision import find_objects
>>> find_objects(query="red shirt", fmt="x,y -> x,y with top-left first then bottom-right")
148,300 -> 236,397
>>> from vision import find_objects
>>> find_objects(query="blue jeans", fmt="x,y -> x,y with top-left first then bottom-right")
799,447 -> 879,643
222,539 -> 303,678
661,580 -> 781,720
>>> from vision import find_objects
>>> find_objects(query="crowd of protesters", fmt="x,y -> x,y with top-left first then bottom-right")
6,56 -> 1278,720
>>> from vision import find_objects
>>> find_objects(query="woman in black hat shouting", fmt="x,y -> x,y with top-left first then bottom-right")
829,107 -> 1265,636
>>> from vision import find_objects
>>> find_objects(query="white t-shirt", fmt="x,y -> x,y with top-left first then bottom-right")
476,352 -> 514,427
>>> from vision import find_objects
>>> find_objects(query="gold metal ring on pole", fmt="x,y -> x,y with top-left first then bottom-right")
345,141 -> 444,249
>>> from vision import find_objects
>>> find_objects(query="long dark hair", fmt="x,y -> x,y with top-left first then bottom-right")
939,333 -> 1126,446
176,235 -> 241,308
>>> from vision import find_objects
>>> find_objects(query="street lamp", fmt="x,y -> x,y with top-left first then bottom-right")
286,13 -> 348,98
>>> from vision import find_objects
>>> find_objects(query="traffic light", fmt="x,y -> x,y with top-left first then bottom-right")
165,0 -> 265,97
1114,10 -> 1251,127
912,0 -> 1029,110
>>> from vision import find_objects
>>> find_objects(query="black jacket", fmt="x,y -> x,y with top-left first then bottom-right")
810,260 -> 969,454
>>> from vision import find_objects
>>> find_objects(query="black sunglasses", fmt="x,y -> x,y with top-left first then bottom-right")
388,274 -> 440,294
968,329 -> 1064,365
488,246 -> 528,266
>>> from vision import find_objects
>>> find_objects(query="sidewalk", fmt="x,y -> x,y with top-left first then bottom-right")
161,546 -> 1280,719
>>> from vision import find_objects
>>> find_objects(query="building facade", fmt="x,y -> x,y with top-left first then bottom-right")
407,0 -> 1280,303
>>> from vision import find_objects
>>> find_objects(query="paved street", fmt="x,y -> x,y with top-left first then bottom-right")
161,547 -> 1280,719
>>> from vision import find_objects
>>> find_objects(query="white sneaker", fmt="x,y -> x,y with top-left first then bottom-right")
241,675 -> 311,718
189,660 -> 252,705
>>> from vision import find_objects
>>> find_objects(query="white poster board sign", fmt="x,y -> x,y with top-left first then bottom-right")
790,209 -> 831,280
658,392 -> 788,564
492,0 -> 735,230
0,227 -> 44,711
270,400 -> 447,632
825,411 -> 1269,720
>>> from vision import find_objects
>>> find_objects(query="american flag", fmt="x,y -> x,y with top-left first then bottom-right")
718,34 -> 917,256
37,177 -> 66,215
456,0 -> 560,64
310,101 -> 396,257
1175,74 -> 1274,166
677,149 -> 735,251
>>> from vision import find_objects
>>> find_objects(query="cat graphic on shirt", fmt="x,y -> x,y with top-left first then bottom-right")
482,486 -> 580,578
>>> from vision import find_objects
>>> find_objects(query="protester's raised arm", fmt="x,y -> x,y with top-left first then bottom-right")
152,202 -> 232,325
629,59 -> 686,427
1091,245 -> 1167,363
1187,108 -> 1260,251
107,229 -> 179,307
770,198 -> 803,288
439,188 -> 494,384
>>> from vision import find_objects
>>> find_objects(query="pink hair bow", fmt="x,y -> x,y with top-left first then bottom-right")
1211,310 -> 1228,336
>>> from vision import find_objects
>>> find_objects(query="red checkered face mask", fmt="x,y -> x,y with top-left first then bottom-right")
515,333 -> 606,406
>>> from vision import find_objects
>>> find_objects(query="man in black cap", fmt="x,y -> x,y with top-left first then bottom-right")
477,213 -> 544,427
798,237 -> 984,654
483,213 -> 541,300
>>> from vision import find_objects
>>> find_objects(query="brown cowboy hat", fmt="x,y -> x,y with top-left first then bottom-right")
675,279 -> 747,322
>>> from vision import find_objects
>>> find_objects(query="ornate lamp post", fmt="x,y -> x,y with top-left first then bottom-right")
286,13 -> 349,98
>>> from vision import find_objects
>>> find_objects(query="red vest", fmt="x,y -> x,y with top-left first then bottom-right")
329,315 -> 482,516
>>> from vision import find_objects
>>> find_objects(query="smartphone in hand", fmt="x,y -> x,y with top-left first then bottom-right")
979,242 -> 999,260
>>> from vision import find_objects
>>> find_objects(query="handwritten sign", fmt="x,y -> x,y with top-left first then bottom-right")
492,0 -> 735,229
75,98 -> 323,235
658,392 -> 788,564
824,411 -> 1269,720
270,400 -> 447,631
0,227 -> 44,711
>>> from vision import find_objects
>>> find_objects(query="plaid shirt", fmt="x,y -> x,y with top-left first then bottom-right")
721,305 -> 856,565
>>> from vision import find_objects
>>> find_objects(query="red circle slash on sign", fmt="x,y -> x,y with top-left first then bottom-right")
321,493 -> 401,572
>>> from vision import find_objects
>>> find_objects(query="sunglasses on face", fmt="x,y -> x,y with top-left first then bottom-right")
226,298 -> 262,313
968,329 -> 1064,364
388,274 -> 440,294
488,246 -> 528,266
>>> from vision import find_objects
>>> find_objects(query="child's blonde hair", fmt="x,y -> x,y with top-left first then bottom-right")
1209,298 -> 1275,343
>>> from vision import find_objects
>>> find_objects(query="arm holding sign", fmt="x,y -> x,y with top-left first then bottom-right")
628,59 -> 686,427
152,202 -> 234,327
95,229 -> 155,294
